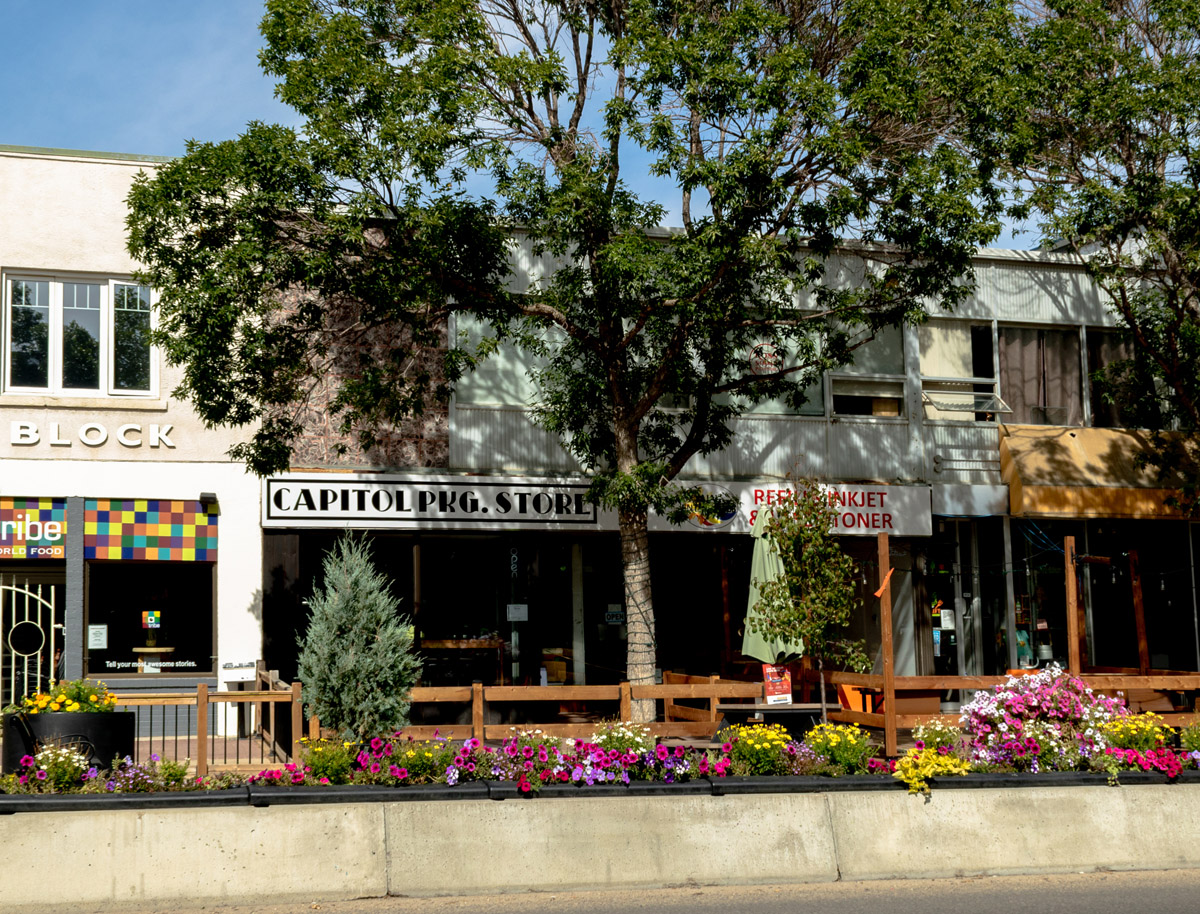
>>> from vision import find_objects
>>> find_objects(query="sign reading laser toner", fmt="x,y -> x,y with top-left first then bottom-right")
264,474 -> 601,530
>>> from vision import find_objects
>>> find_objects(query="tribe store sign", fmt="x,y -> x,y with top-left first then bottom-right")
0,498 -> 66,559
264,474 -> 602,530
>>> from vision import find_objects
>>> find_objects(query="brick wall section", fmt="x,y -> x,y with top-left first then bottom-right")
285,288 -> 450,470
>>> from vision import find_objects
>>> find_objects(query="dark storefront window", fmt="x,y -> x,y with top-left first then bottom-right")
85,561 -> 215,677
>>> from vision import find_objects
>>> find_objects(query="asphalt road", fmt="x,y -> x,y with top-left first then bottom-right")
68,869 -> 1200,914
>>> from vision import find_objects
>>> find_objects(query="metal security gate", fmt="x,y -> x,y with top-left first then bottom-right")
0,575 -> 60,707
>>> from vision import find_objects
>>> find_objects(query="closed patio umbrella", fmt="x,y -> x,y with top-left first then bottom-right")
741,505 -> 804,663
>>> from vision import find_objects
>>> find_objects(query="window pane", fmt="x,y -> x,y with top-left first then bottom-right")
998,326 -> 1082,426
113,284 -> 151,391
9,280 -> 50,388
839,323 -> 904,375
86,561 -> 214,677
62,282 -> 102,389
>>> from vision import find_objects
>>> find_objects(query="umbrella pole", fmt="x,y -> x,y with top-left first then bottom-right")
878,532 -> 898,757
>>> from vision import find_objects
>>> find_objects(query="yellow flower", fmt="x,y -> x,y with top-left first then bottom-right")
89,694 -> 98,702
56,694 -> 66,702
50,703 -> 60,711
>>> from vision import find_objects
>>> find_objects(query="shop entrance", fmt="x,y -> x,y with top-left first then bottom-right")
0,569 -> 64,705
920,519 -> 1008,677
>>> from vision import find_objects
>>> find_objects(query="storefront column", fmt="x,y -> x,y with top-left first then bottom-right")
571,543 -> 586,685
1191,524 -> 1200,672
1002,517 -> 1018,669
64,496 -> 84,680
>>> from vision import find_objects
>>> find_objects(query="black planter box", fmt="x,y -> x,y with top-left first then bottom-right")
0,787 -> 250,815
247,782 -> 489,806
1,711 -> 135,774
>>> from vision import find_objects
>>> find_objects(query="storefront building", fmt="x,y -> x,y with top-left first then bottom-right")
9,146 -> 1193,702
261,240 -> 1200,688
0,147 -> 263,703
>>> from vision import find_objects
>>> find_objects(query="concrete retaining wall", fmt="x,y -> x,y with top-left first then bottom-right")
3,783 -> 1199,909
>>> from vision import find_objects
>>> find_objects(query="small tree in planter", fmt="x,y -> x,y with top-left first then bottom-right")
297,535 -> 421,741
749,481 -> 868,722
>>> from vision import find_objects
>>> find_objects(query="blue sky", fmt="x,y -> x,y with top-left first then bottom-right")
3,1 -> 1034,246
2,1 -> 292,157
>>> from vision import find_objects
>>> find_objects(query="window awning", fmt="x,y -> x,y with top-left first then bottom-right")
999,425 -> 1196,518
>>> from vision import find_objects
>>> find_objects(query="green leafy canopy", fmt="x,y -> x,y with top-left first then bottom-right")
129,0 -> 1006,693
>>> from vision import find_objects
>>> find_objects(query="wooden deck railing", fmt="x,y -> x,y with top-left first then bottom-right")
310,679 -> 766,744
112,675 -> 303,776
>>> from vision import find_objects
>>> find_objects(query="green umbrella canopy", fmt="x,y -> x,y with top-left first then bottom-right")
741,505 -> 805,663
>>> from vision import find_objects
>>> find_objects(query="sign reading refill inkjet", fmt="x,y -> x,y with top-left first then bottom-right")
0,498 -> 66,559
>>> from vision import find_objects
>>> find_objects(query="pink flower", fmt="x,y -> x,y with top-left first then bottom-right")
370,762 -> 382,774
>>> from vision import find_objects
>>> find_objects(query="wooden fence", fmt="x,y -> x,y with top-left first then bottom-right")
310,678 -> 766,743
112,669 -> 302,776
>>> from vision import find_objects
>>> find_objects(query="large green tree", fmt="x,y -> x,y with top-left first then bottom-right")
128,0 -> 1003,716
988,0 -> 1200,506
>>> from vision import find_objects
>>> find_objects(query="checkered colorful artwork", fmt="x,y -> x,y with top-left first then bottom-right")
84,499 -> 218,562
0,498 -> 67,559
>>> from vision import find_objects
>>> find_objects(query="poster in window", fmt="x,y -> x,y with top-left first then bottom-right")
762,664 -> 793,706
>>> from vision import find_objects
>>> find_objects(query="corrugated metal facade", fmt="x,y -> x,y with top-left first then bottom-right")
452,245 -> 1117,486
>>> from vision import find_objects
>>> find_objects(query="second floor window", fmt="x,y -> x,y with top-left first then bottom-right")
998,326 -> 1082,426
6,276 -> 153,396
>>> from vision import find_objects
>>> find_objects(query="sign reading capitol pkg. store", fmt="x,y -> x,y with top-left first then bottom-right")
264,474 -> 602,530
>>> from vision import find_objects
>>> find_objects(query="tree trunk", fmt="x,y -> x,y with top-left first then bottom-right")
620,505 -> 657,722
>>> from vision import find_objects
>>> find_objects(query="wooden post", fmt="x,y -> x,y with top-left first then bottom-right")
1064,536 -> 1081,675
308,715 -> 321,740
1130,550 -> 1151,675
877,532 -> 898,758
619,681 -> 631,722
290,682 -> 303,762
472,680 -> 484,742
195,683 -> 208,778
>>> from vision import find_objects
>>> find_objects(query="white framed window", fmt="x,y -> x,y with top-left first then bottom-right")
4,274 -> 156,397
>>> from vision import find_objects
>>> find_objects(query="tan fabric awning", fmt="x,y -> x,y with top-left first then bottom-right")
1000,425 -> 1195,518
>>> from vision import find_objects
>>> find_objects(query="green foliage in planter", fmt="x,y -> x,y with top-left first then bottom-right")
297,535 -> 422,741
1181,721 -> 1200,754
893,746 -> 972,795
298,737 -> 356,785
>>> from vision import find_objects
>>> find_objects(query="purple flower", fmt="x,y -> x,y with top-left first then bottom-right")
35,770 -> 47,781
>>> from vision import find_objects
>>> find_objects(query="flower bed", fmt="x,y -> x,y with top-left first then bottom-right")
3,667 -> 1198,799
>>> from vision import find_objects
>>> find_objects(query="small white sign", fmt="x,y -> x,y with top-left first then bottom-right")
87,625 -> 108,650
940,608 -> 956,630
221,661 -> 257,683
506,603 -> 529,622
